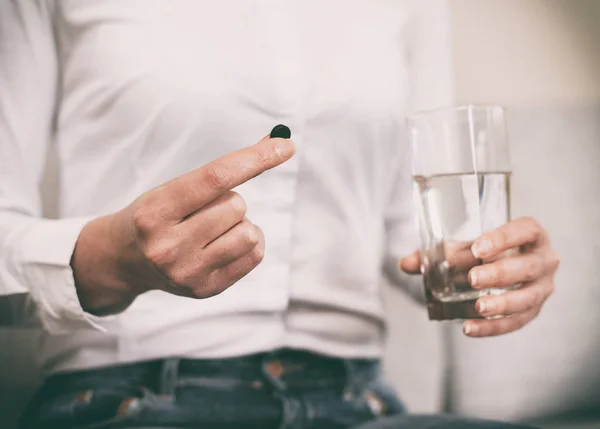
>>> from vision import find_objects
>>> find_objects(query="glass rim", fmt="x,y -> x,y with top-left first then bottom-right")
407,104 -> 506,121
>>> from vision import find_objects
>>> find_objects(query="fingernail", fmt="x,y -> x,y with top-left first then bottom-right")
470,269 -> 489,287
274,139 -> 295,159
270,124 -> 291,139
477,299 -> 497,314
470,270 -> 478,286
463,323 -> 479,336
484,300 -> 497,313
472,239 -> 492,258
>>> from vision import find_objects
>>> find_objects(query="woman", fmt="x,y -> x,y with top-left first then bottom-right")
0,1 -> 557,428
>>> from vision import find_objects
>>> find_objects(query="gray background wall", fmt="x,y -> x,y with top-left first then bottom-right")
452,0 -> 600,107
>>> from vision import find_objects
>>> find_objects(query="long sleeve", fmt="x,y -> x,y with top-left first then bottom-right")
383,0 -> 456,301
0,0 -> 99,332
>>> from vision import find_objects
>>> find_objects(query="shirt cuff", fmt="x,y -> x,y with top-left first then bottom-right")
13,217 -> 111,334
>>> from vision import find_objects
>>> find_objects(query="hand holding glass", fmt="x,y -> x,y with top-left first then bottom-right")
408,106 -> 515,321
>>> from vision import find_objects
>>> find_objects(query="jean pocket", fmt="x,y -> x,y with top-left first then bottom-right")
21,386 -> 149,429
303,380 -> 406,428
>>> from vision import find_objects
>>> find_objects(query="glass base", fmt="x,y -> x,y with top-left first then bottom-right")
426,296 -> 483,320
425,284 -> 519,320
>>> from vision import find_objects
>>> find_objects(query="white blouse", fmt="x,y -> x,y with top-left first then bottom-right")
0,0 -> 454,372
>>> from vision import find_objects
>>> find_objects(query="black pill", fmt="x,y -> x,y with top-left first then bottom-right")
270,124 -> 291,139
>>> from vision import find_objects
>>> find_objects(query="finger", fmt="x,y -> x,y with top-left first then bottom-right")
158,223 -> 263,299
202,229 -> 265,296
399,252 -> 421,274
202,220 -> 263,269
471,217 -> 547,260
463,307 -> 540,338
468,251 -> 549,289
400,242 -> 480,276
474,280 -> 553,317
446,242 -> 480,272
160,136 -> 296,221
177,191 -> 247,246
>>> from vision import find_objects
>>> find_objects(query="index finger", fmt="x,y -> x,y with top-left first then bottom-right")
161,136 -> 296,221
471,217 -> 547,260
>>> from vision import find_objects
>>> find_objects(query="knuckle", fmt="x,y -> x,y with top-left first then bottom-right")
250,244 -> 265,265
490,264 -> 504,284
197,288 -> 220,299
523,264 -> 537,283
495,296 -> 508,314
132,205 -> 158,234
144,239 -> 178,267
238,221 -> 259,246
167,267 -> 192,287
494,322 -> 510,336
204,163 -> 232,191
189,272 -> 212,292
547,249 -> 561,272
523,217 -> 543,242
478,322 -> 495,337
495,228 -> 510,249
257,146 -> 277,166
524,255 -> 543,282
190,279 -> 214,299
202,271 -> 236,297
228,192 -> 247,217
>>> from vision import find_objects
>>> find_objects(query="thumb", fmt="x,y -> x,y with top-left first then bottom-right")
399,251 -> 421,274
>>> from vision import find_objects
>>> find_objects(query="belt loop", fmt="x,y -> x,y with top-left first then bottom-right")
261,352 -> 287,393
342,359 -> 360,397
159,358 -> 181,397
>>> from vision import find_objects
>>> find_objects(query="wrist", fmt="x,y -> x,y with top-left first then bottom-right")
71,214 -> 140,315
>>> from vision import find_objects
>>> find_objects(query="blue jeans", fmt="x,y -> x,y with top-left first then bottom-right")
20,349 -> 536,429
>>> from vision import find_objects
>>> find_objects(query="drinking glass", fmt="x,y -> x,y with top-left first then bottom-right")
408,105 -> 513,320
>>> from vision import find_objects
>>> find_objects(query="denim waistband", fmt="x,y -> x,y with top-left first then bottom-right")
24,350 -> 394,429
42,349 -> 382,397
